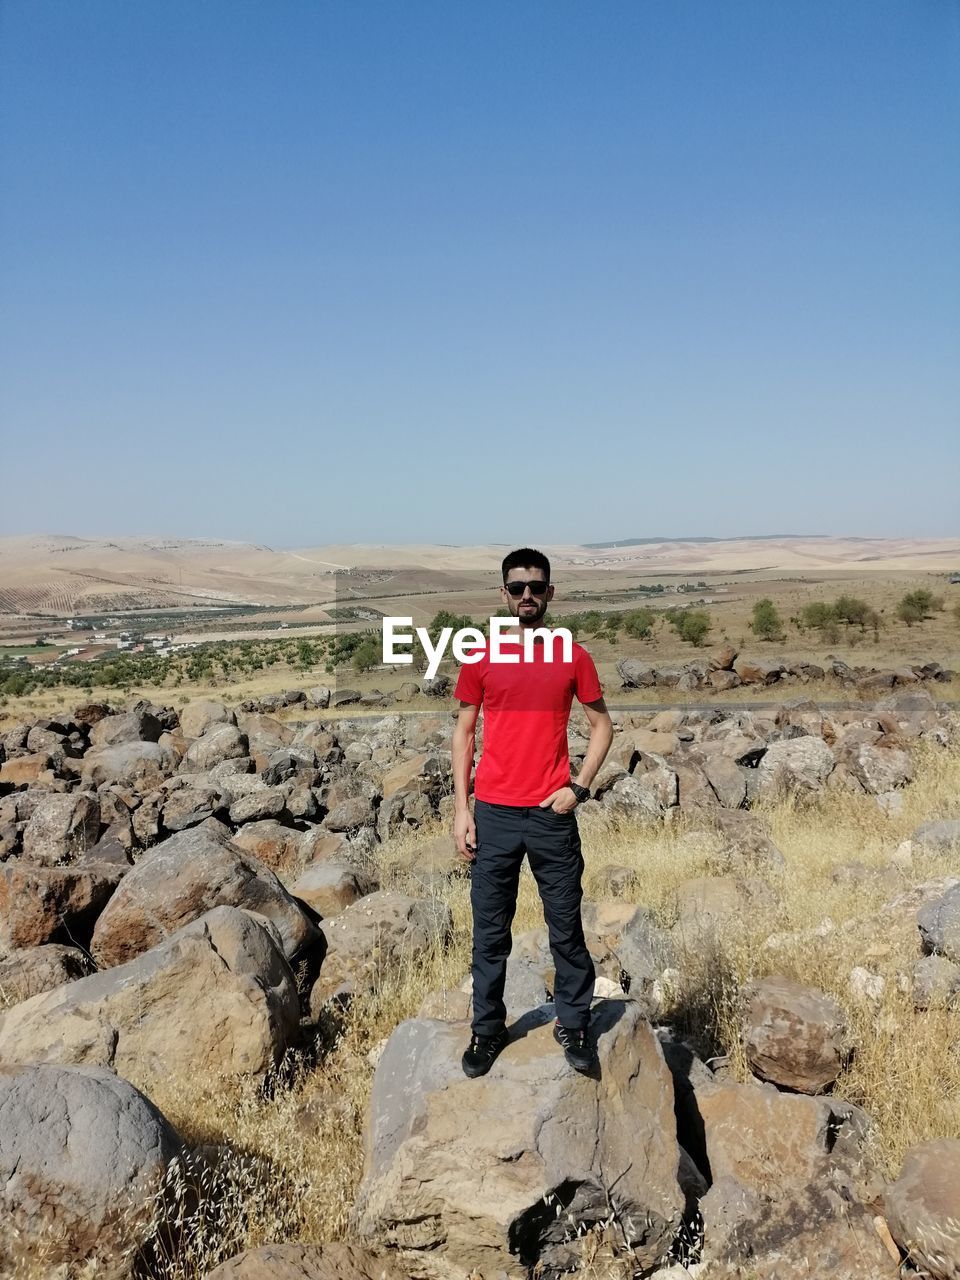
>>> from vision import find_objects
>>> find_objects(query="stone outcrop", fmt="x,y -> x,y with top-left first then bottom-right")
356,1000 -> 685,1277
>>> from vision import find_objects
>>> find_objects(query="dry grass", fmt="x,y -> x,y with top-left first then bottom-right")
43,741 -> 948,1278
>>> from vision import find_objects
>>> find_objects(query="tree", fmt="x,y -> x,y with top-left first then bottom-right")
351,636 -> 380,672
800,602 -> 837,631
623,607 -> 655,639
750,599 -> 784,641
896,590 -> 942,626
833,595 -> 871,627
674,609 -> 711,647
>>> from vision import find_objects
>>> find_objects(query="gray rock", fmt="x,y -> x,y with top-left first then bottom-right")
355,1000 -> 684,1276
885,1139 -> 960,1280
181,723 -> 249,772
81,741 -> 179,789
21,791 -> 101,865
179,698 -> 236,739
89,704 -> 163,747
229,788 -> 287,825
912,819 -> 960,856
912,955 -> 960,1010
918,884 -> 960,962
755,737 -> 835,799
311,890 -> 452,1008
161,783 -> 227,832
0,1063 -> 182,1279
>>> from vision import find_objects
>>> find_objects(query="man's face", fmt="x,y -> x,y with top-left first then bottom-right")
501,566 -> 555,625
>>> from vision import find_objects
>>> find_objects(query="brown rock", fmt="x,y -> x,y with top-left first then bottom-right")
0,906 -> 300,1086
91,818 -> 320,971
0,944 -> 94,1005
710,644 -> 738,672
291,863 -> 378,917
0,861 -> 120,950
885,1139 -> 960,1280
743,974 -> 849,1093
0,752 -> 54,787
231,819 -> 305,872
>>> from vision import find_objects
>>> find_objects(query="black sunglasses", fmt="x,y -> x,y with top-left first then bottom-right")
504,580 -> 550,597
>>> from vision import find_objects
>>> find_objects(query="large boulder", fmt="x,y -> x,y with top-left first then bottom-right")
0,1063 -> 182,1280
672,1063 -> 889,1276
205,1243 -> 410,1280
0,860 -> 121,950
0,906 -> 300,1086
179,698 -> 236,739
21,791 -> 101,865
742,975 -> 849,1094
81,741 -> 179,789
356,1000 -> 685,1276
89,703 -> 164,747
885,1139 -> 960,1280
181,723 -> 249,772
90,819 -> 322,973
311,891 -> 452,1009
755,738 -> 835,799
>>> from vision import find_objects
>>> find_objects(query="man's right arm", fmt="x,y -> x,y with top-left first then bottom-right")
452,700 -> 480,860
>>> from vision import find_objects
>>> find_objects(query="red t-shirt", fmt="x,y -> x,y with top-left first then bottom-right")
453,634 -> 603,806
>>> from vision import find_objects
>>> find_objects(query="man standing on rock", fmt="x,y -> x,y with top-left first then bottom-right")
452,547 -> 613,1077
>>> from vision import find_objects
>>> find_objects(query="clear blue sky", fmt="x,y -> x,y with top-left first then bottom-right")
1,1 -> 957,545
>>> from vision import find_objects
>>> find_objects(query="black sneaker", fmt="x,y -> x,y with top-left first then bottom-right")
554,1021 -> 596,1073
461,1029 -> 508,1078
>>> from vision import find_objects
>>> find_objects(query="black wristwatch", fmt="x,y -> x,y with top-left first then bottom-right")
569,781 -> 591,805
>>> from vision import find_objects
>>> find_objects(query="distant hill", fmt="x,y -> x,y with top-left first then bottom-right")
583,534 -> 819,548
0,533 -> 957,617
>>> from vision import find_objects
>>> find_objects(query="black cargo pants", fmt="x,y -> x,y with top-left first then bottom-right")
470,798 -> 595,1036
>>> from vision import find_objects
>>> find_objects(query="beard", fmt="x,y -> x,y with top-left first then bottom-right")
515,598 -> 548,626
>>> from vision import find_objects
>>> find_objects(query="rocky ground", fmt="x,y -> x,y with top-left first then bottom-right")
1,677 -> 960,1279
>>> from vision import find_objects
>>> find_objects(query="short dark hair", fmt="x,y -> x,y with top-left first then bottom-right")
502,547 -> 551,584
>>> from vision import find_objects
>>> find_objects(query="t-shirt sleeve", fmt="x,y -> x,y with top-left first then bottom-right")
453,653 -> 486,705
574,646 -> 603,704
